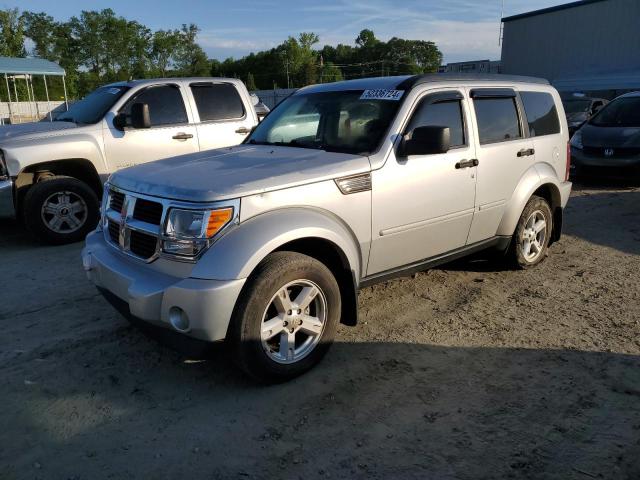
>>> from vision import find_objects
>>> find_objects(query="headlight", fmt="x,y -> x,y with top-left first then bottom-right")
570,130 -> 583,150
162,207 -> 234,257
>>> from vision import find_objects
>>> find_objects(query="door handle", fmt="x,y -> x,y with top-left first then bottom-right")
235,127 -> 252,135
517,148 -> 535,157
172,132 -> 193,140
455,158 -> 479,169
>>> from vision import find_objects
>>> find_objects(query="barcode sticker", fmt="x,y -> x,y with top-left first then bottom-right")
360,89 -> 404,101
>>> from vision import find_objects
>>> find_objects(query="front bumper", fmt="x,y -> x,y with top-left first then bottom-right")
571,147 -> 640,177
82,231 -> 246,342
0,178 -> 15,218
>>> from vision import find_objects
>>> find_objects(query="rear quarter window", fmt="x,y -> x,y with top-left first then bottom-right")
520,91 -> 561,137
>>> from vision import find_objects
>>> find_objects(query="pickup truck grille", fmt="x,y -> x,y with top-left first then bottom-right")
103,187 -> 163,262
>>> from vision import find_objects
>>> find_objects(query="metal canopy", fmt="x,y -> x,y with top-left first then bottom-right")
0,56 -> 65,76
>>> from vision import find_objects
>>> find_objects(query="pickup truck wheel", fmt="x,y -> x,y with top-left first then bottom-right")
229,251 -> 341,383
509,195 -> 553,269
23,176 -> 100,245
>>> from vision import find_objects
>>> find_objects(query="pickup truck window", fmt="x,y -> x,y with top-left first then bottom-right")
54,85 -> 130,124
520,91 -> 560,137
246,91 -> 401,155
407,99 -> 466,147
473,97 -> 522,144
190,83 -> 245,121
122,85 -> 188,127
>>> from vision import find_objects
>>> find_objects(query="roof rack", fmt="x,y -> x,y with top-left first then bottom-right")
396,73 -> 549,90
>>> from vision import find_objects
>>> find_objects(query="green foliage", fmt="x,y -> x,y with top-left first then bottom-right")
4,7 -> 443,98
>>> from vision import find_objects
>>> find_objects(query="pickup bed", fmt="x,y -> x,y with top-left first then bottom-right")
0,77 -> 257,244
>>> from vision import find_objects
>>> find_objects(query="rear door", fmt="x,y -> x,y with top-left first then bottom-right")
466,88 -> 535,244
103,83 -> 198,170
188,82 -> 255,151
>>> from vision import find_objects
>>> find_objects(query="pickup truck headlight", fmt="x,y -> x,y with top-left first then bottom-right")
0,150 -> 8,179
162,207 -> 233,257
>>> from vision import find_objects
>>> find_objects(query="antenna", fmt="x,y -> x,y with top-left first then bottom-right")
498,0 -> 505,46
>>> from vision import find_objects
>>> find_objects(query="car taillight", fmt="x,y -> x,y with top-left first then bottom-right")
565,141 -> 571,181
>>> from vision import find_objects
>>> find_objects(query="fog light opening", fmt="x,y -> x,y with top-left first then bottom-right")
169,307 -> 190,332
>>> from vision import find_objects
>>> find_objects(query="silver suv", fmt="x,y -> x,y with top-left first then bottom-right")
82,74 -> 572,382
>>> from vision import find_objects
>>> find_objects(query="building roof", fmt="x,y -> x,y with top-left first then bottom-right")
502,0 -> 608,22
0,56 -> 65,76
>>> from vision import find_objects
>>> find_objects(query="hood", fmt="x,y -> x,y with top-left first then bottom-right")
580,123 -> 640,148
0,121 -> 78,142
109,145 -> 370,202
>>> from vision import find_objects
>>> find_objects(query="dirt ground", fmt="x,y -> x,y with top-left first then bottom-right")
1,184 -> 639,480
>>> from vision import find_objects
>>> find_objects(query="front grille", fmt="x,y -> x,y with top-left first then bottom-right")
107,219 -> 120,244
129,230 -> 158,259
133,198 -> 163,225
583,146 -> 640,158
110,191 -> 125,212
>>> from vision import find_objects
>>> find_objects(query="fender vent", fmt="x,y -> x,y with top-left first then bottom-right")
335,173 -> 371,195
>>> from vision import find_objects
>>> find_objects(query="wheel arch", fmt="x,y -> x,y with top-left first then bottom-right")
192,207 -> 363,326
497,164 -> 563,243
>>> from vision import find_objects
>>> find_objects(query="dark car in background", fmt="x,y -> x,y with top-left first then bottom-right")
570,92 -> 640,179
563,96 -> 608,136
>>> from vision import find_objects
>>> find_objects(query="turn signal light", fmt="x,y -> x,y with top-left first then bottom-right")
206,208 -> 233,237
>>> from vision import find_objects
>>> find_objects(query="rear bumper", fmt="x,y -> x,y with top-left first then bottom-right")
0,178 -> 15,218
82,231 -> 246,342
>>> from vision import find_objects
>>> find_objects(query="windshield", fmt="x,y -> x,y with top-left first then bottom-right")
590,97 -> 640,127
563,99 -> 591,114
245,90 -> 403,155
55,85 -> 130,124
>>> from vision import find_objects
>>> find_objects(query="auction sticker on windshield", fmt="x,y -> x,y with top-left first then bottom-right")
360,89 -> 404,101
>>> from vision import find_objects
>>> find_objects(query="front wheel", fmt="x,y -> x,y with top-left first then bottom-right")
508,195 -> 553,269
22,176 -> 100,245
228,251 -> 341,383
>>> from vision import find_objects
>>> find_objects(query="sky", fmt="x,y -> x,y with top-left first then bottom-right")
10,0 -> 570,63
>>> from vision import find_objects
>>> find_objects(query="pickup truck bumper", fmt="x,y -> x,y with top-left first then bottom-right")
82,231 -> 246,342
0,178 -> 15,218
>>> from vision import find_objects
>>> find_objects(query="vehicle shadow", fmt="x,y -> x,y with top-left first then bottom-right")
3,333 -> 639,480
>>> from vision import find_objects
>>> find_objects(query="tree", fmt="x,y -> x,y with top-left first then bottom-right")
174,23 -> 209,76
0,8 -> 26,57
319,62 -> 343,83
151,29 -> 180,76
246,72 -> 257,91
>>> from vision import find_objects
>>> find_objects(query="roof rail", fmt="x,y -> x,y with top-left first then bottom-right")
396,73 -> 549,90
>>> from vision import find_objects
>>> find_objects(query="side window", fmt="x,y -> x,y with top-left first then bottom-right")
123,85 -> 188,126
407,98 -> 466,147
520,91 -> 560,137
473,97 -> 522,144
190,83 -> 245,121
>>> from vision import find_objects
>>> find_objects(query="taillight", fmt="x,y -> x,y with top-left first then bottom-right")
565,141 -> 571,181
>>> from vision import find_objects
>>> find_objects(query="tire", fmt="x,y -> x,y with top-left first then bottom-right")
22,176 -> 100,245
508,195 -> 553,269
228,251 -> 341,383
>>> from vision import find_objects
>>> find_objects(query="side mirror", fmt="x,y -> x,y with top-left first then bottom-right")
130,103 -> 151,129
399,126 -> 451,157
590,104 -> 603,116
113,112 -> 127,131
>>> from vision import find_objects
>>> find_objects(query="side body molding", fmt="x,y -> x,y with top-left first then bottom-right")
190,207 -> 363,283
496,163 -> 563,237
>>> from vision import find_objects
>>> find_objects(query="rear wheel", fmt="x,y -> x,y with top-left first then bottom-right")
508,195 -> 553,269
228,251 -> 341,383
23,176 -> 100,245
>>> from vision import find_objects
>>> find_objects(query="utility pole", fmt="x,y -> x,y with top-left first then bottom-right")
498,0 -> 505,46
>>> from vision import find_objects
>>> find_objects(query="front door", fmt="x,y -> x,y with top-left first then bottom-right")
367,89 -> 478,275
103,83 -> 199,171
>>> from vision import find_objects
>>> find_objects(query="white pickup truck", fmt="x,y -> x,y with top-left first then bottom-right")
0,78 -> 257,244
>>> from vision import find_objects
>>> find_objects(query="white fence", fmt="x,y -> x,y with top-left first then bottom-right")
0,101 -> 68,124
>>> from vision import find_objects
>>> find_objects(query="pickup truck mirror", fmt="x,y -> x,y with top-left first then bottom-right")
130,103 -> 151,129
113,112 -> 127,131
399,126 -> 451,157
